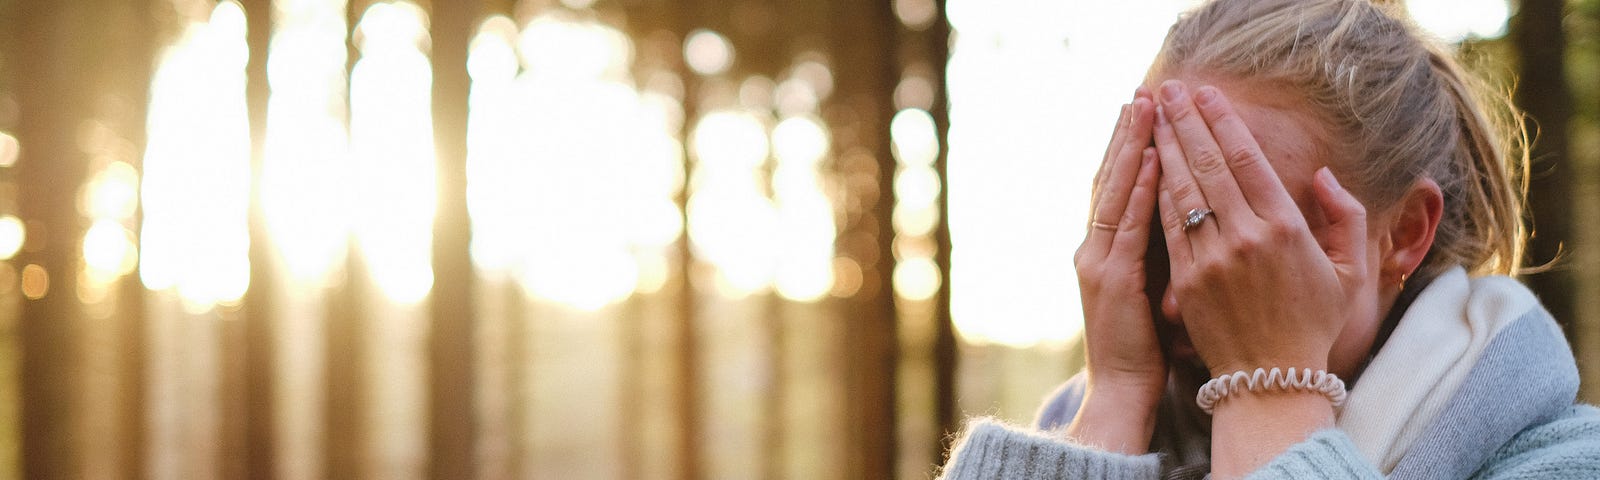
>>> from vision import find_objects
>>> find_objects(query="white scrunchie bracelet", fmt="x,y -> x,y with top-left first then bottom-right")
1195,367 -> 1347,414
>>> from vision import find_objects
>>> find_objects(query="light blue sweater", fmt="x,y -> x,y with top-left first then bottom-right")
941,406 -> 1600,479
938,286 -> 1600,479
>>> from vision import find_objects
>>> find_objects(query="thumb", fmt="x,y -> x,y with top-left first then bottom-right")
1313,167 -> 1367,272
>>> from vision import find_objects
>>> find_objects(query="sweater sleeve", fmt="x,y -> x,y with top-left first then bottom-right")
1246,406 -> 1600,479
1470,405 -> 1600,479
937,418 -> 1162,480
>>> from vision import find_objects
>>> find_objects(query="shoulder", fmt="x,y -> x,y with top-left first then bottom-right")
1033,372 -> 1087,431
1474,405 -> 1600,479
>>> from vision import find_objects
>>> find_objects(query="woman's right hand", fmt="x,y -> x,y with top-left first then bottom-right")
1063,90 -> 1165,454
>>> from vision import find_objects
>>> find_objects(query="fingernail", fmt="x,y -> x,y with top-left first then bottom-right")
1194,86 -> 1217,106
1160,81 -> 1184,103
1130,100 -> 1143,119
1156,106 -> 1169,126
1135,86 -> 1152,99
1319,167 -> 1345,190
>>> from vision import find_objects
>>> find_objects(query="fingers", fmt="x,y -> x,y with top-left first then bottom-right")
1091,97 -> 1156,232
1153,106 -> 1220,247
1154,81 -> 1254,227
1157,183 -> 1194,268
1108,147 -> 1160,259
1190,85 -> 1303,225
1091,103 -> 1132,202
1312,167 -> 1368,272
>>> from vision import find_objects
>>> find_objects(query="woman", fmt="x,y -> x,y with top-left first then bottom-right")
938,0 -> 1600,478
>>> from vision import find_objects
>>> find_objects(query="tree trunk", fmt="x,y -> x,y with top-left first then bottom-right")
1512,0 -> 1576,337
429,1 -> 480,479
828,0 -> 901,477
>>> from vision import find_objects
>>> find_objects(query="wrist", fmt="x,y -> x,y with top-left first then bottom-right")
1063,379 -> 1165,455
1209,390 -> 1335,479
1084,369 -> 1167,402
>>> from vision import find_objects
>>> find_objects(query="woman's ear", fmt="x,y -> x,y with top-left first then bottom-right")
1380,178 -> 1443,284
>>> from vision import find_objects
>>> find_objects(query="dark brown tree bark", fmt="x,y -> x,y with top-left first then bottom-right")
927,0 -> 959,463
5,0 -> 157,477
326,4 -> 377,478
429,0 -> 480,479
1512,0 -> 1577,337
647,1 -> 706,477
828,0 -> 901,477
240,0 -> 277,478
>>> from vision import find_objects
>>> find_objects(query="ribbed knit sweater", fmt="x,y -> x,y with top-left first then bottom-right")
940,406 -> 1600,479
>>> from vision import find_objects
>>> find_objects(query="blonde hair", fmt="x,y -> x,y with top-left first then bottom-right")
1150,0 -> 1529,277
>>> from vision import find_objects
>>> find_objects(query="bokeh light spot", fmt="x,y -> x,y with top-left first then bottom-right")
894,0 -> 939,30
21,264 -> 47,299
684,29 -> 734,76
830,257 -> 863,298
890,108 -> 939,166
0,131 -> 19,167
0,215 -> 24,260
771,116 -> 830,165
85,162 -> 140,220
893,257 -> 940,301
82,219 -> 138,283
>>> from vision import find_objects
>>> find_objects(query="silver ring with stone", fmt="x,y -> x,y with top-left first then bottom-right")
1182,208 -> 1214,231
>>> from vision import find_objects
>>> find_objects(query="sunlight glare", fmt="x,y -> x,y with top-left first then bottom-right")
945,0 -> 1191,347
890,105 -> 943,306
1406,0 -> 1509,42
139,0 -> 253,309
771,115 -> 835,302
468,15 -> 678,310
688,110 -> 779,297
518,15 -> 632,81
83,219 -> 138,283
893,256 -> 941,301
84,162 -> 140,220
0,215 -> 23,260
890,108 -> 938,167
350,1 -> 436,303
262,0 -> 352,286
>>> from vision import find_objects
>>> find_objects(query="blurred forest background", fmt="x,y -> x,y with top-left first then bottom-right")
0,0 -> 1593,479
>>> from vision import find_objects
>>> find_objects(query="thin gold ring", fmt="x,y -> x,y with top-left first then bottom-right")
1091,221 -> 1118,231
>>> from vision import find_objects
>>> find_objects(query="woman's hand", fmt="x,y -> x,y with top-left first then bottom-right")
1063,90 -> 1164,454
1150,80 -> 1376,477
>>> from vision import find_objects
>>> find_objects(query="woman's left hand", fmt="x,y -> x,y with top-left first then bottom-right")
1149,80 -> 1378,478
1150,80 -> 1374,377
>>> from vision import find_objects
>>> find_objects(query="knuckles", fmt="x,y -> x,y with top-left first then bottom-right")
1119,210 -> 1143,232
1189,148 -> 1229,176
1168,181 -> 1204,209
1224,143 -> 1265,170
1224,230 -> 1269,261
1163,102 -> 1198,124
